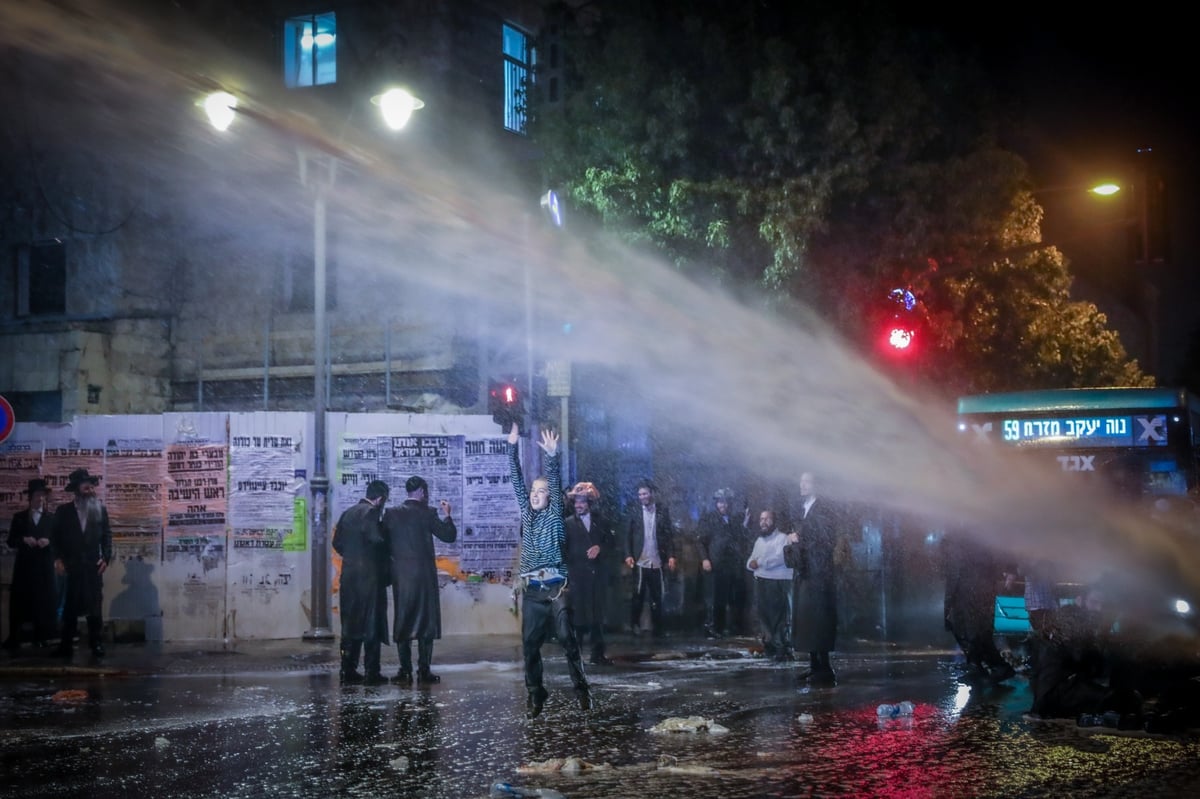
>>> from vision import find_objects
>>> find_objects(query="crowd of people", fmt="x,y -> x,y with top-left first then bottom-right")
335,424 -> 851,718
0,450 -> 873,719
9,449 -> 1200,731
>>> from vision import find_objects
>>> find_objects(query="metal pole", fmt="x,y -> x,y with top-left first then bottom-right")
305,153 -> 334,640
263,316 -> 270,411
523,214 -> 538,468
560,394 -> 570,485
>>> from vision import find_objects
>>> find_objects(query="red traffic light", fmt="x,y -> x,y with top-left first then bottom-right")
489,380 -> 524,428
887,324 -> 914,350
881,287 -> 918,355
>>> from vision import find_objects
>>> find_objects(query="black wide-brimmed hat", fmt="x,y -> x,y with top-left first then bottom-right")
23,478 -> 49,495
65,468 -> 101,493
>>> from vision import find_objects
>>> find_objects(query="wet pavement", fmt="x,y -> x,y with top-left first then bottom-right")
2,635 -> 1199,798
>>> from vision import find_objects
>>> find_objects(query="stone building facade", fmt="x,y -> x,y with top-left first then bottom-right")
1,0 -> 567,423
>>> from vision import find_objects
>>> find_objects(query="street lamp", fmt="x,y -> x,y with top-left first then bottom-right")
202,86 -> 423,640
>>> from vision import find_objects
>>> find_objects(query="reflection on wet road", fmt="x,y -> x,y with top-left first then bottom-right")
3,650 -> 1198,798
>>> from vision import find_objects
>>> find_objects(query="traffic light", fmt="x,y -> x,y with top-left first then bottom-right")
488,379 -> 525,431
882,288 -> 918,356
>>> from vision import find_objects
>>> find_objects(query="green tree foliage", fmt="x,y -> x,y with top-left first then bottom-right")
532,0 -> 1149,392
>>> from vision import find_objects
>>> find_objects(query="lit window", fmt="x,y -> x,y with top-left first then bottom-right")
284,12 -> 337,88
503,23 -> 533,133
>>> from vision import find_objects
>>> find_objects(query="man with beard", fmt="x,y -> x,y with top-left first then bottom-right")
384,475 -> 456,685
563,481 -> 616,666
332,479 -> 390,685
51,468 -> 113,658
509,423 -> 591,718
746,510 -> 793,661
697,488 -> 751,638
784,471 -> 839,685
4,478 -> 57,651
623,479 -> 676,638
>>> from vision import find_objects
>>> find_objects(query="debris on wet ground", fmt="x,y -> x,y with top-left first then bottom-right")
50,689 -> 88,702
797,712 -> 814,723
656,755 -> 717,775
650,716 -> 729,734
517,756 -> 612,774
154,736 -> 169,749
389,755 -> 409,771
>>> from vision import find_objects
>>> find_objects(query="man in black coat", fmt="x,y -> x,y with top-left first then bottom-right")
784,471 -> 838,685
51,468 -> 113,658
622,479 -> 676,638
696,487 -> 751,639
941,530 -> 1016,684
332,479 -> 391,685
384,475 -> 457,685
563,481 -> 616,666
4,478 -> 58,651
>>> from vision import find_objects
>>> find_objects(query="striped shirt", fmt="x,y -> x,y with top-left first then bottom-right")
509,442 -> 564,575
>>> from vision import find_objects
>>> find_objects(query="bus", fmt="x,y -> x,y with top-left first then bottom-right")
955,387 -> 1200,635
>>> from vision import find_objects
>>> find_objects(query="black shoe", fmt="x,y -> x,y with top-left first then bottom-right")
90,644 -> 106,657
416,669 -> 440,684
362,673 -> 388,686
52,647 -> 72,659
589,655 -> 613,666
527,688 -> 548,719
808,669 -> 837,687
340,670 -> 365,684
704,626 -> 721,640
391,670 -> 412,685
577,687 -> 593,711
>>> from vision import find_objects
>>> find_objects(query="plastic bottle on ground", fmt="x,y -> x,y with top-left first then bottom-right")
876,701 -> 915,718
490,782 -> 567,799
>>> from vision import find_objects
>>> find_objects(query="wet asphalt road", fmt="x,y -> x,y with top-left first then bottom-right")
2,641 -> 1199,798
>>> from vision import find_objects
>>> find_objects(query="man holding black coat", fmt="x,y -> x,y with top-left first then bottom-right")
4,478 -> 58,651
384,475 -> 457,685
332,479 -> 391,685
51,468 -> 112,658
784,471 -> 839,685
564,481 -> 616,666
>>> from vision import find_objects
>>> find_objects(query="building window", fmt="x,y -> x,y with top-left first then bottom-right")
284,12 -> 337,88
5,390 -> 63,423
503,23 -> 533,133
15,240 -> 66,316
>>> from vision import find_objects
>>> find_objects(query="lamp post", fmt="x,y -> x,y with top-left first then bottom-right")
303,149 -> 335,640
202,86 -> 423,640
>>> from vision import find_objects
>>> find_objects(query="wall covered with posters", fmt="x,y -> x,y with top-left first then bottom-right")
0,412 -> 523,642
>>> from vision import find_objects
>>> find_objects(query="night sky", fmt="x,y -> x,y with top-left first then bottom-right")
946,11 -> 1197,381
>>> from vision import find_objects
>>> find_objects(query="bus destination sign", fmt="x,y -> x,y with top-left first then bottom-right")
1000,415 -> 1168,448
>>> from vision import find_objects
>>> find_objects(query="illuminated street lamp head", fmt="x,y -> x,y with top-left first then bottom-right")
202,91 -> 238,132
1090,182 -> 1122,197
372,88 -> 425,130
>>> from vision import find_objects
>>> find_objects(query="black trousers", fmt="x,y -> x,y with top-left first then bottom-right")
574,620 -> 607,661
754,577 -> 792,656
704,567 -> 747,633
341,638 -> 382,676
522,584 -> 588,697
630,566 -> 665,633
59,570 -> 103,651
397,638 -> 434,673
